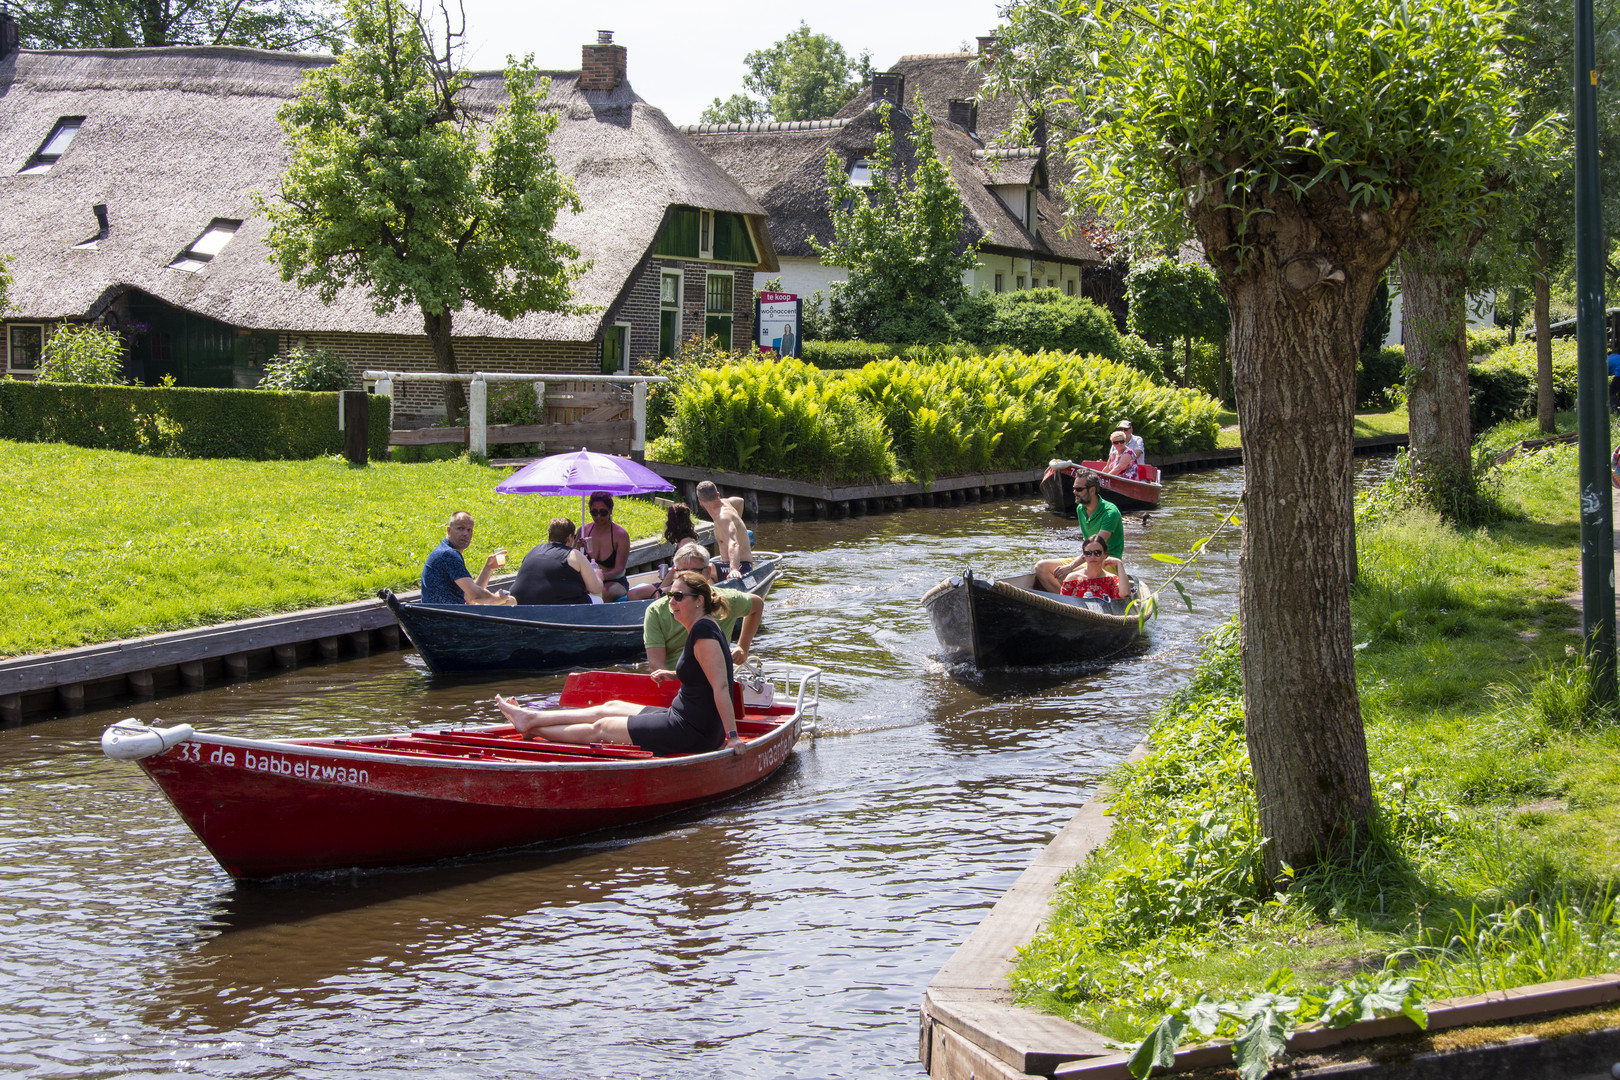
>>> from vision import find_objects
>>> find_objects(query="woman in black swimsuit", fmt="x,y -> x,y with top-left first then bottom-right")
494,571 -> 742,756
578,491 -> 630,601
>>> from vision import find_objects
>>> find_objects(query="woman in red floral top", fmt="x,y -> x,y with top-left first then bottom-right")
1060,540 -> 1128,600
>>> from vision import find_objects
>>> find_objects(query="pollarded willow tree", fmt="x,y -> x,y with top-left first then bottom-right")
259,0 -> 586,422
997,0 -> 1522,880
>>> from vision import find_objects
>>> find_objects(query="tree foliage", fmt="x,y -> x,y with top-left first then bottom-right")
257,344 -> 350,391
13,0 -> 344,50
37,324 -> 128,385
0,254 -> 12,318
258,0 -> 586,420
701,22 -> 871,124
1125,257 -> 1228,347
810,101 -> 975,343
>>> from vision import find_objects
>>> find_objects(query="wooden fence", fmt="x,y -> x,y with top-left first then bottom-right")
363,371 -> 664,458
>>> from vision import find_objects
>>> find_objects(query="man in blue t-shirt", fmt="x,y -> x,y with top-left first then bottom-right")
420,511 -> 515,605
1035,473 -> 1125,593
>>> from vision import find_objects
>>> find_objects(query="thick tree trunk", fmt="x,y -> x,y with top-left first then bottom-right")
422,308 -> 467,424
1400,230 -> 1475,497
1533,238 -> 1555,433
1188,179 -> 1416,884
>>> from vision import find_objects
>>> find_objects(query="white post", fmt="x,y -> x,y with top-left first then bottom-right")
469,375 -> 487,457
534,381 -> 546,453
632,381 -> 647,455
374,376 -> 394,434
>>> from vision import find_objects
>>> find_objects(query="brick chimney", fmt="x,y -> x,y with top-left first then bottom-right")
580,30 -> 626,92
976,35 -> 997,66
1,8 -> 20,61
871,71 -> 905,109
947,98 -> 977,133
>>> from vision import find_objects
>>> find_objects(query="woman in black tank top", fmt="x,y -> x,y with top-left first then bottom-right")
494,571 -> 741,756
510,518 -> 602,605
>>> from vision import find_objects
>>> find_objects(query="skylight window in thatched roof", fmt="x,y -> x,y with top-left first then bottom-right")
848,159 -> 872,187
169,219 -> 241,273
18,118 -> 83,175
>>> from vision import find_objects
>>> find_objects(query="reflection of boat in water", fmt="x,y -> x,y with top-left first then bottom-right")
922,569 -> 1152,668
1040,460 -> 1163,515
101,665 -> 820,880
380,554 -> 781,674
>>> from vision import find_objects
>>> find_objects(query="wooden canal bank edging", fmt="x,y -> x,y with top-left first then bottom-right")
919,740 -> 1620,1080
0,530 -> 707,727
649,434 -> 1408,522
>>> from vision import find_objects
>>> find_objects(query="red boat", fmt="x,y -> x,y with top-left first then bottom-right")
101,665 -> 821,880
1039,458 -> 1163,516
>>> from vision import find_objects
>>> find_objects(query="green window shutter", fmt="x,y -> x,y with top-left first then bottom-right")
712,213 -> 757,263
705,314 -> 733,350
654,209 -> 701,258
659,309 -> 677,359
601,325 -> 626,374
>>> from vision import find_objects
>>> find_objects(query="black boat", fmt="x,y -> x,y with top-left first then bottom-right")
921,568 -> 1152,667
381,557 -> 780,674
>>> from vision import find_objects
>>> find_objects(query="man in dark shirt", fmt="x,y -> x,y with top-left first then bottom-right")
420,511 -> 514,605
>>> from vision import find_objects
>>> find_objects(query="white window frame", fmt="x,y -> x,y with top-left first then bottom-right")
659,269 -> 683,357
704,271 -> 734,349
699,210 -> 714,260
7,323 -> 46,373
169,218 -> 241,273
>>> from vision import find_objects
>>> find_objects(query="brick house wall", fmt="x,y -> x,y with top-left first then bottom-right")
602,256 -> 761,365
281,330 -> 597,421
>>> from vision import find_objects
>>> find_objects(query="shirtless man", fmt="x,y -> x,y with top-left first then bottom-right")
696,480 -> 753,580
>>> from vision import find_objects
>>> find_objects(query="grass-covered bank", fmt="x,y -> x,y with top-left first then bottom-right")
1012,435 -> 1620,1068
1214,409 -> 1409,450
2,441 -> 664,657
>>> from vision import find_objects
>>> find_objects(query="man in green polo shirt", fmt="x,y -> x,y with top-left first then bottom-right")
644,543 -> 765,669
1035,473 -> 1125,592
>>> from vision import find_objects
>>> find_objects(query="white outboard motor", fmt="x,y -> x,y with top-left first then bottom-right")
101,718 -> 195,762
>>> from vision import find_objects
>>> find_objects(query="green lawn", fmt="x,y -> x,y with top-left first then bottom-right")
1214,408 -> 1408,449
1013,433 -> 1620,1058
1,441 -> 666,657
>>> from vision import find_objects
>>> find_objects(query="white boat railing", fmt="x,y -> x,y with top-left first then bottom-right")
752,660 -> 822,737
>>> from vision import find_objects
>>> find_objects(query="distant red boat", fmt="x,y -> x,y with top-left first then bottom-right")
1039,459 -> 1163,516
102,666 -> 821,880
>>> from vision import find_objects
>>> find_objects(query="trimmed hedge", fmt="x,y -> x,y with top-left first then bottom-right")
1469,338 -> 1578,430
0,381 -> 391,460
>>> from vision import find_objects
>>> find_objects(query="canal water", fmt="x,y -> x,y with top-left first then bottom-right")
2,463 -> 1372,1079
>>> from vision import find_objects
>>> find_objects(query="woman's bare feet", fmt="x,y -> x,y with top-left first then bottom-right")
495,694 -> 545,738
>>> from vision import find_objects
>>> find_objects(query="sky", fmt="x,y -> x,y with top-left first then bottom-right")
452,0 -> 1007,126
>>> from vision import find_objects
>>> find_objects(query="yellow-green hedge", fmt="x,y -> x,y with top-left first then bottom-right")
650,351 -> 1220,483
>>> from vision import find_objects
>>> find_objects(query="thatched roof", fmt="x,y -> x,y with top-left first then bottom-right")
0,46 -> 774,341
681,85 -> 1100,267
828,49 -> 1103,267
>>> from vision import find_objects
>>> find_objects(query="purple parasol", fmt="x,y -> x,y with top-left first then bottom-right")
496,449 -> 674,522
